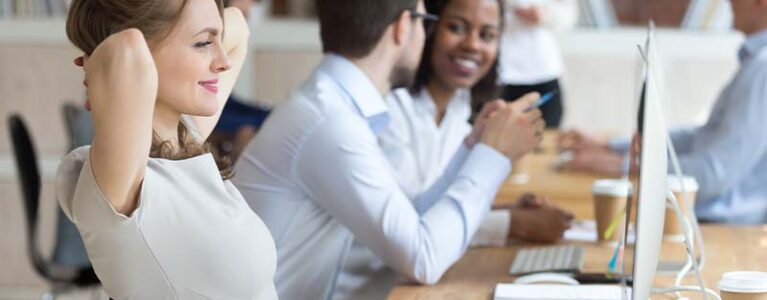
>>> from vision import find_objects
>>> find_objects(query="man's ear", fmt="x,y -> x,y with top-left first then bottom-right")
392,10 -> 412,47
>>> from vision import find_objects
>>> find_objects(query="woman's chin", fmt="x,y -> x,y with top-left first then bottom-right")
187,104 -> 219,117
444,78 -> 476,91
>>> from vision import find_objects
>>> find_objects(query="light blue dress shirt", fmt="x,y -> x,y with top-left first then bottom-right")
611,29 -> 767,224
233,54 -> 512,299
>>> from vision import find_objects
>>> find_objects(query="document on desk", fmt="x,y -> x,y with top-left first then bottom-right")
494,283 -> 631,300
564,220 -> 636,244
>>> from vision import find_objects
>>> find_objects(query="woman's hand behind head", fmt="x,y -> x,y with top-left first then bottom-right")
223,7 -> 251,55
82,29 -> 159,115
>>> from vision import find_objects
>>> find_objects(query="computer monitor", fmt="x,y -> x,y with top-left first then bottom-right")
621,25 -> 669,300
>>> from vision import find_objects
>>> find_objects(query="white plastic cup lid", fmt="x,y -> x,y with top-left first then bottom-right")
667,175 -> 699,193
719,271 -> 767,293
592,179 -> 632,197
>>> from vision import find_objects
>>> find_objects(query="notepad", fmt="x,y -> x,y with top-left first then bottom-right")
563,220 -> 636,244
494,284 -> 631,300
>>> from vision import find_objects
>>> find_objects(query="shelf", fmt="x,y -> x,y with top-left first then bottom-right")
0,17 -> 322,49
0,18 -> 68,44
0,18 -> 744,57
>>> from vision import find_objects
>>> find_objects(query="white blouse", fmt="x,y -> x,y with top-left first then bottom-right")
55,145 -> 278,300
379,88 -> 473,199
499,0 -> 578,85
379,88 -> 511,247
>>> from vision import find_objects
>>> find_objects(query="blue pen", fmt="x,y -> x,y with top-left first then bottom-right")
525,90 -> 557,112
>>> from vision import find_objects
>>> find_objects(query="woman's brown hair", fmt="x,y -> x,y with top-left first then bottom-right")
66,0 -> 234,179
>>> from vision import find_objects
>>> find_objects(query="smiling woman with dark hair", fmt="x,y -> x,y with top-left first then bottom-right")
379,0 -> 574,248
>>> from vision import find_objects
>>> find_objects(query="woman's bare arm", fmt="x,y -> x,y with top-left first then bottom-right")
84,29 -> 158,216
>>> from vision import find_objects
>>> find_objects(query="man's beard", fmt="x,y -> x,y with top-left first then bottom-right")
389,61 -> 418,90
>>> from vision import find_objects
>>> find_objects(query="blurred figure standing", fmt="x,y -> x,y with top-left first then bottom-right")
498,0 -> 577,128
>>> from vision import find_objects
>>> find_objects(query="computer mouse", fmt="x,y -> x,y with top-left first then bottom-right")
514,273 -> 580,285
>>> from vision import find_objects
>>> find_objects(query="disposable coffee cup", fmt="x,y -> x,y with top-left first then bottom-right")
509,157 -> 530,185
664,176 -> 699,241
719,271 -> 767,300
592,179 -> 631,242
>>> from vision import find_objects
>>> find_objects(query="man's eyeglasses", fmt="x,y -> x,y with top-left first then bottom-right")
409,9 -> 439,35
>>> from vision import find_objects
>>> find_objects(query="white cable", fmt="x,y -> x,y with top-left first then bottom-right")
667,191 -> 709,300
652,286 -> 722,300
666,133 -> 707,273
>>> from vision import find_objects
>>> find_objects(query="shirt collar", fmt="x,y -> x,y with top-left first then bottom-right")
416,88 -> 470,116
317,54 -> 390,134
317,54 -> 389,117
738,29 -> 767,63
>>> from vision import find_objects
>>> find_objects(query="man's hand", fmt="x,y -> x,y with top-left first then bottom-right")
513,193 -> 551,209
481,93 -> 545,163
493,193 -> 552,210
509,206 -> 574,243
559,148 -> 623,177
557,129 -> 610,152
465,100 -> 506,148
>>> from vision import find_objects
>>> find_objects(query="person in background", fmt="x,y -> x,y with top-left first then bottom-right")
497,0 -> 578,128
333,1 -> 573,297
232,0 -> 546,298
56,0 -> 278,298
558,0 -> 767,224
382,0 -> 573,248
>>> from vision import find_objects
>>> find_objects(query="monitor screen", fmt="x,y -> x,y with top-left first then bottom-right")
620,27 -> 669,300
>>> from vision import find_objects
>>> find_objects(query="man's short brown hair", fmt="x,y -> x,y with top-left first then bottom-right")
316,0 -> 418,58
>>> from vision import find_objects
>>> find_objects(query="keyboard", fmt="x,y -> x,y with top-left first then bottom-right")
509,246 -> 585,275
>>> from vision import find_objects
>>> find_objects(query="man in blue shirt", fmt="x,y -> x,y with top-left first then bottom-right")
559,0 -> 767,224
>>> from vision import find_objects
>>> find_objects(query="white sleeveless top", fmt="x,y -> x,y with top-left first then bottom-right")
55,145 -> 278,300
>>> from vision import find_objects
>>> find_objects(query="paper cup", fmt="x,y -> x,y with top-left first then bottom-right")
592,179 -> 631,242
719,271 -> 767,300
664,176 -> 699,241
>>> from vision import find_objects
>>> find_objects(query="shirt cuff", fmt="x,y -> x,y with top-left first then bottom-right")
469,209 -> 511,247
455,143 -> 512,248
462,143 -> 512,190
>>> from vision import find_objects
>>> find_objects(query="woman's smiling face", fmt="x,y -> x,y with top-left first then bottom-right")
429,0 -> 501,91
152,0 -> 230,117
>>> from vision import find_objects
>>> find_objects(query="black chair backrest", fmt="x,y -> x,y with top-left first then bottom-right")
7,114 -> 57,281
8,115 -> 41,240
8,114 -> 101,287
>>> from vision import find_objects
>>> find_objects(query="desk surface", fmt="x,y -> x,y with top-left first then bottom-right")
387,131 -> 767,300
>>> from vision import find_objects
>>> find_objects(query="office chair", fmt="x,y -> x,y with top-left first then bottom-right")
62,103 -> 93,152
7,114 -> 100,300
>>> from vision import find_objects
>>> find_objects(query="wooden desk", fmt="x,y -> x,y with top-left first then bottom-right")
387,131 -> 767,300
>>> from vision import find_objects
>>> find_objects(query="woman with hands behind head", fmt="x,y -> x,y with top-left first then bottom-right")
55,0 -> 277,298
